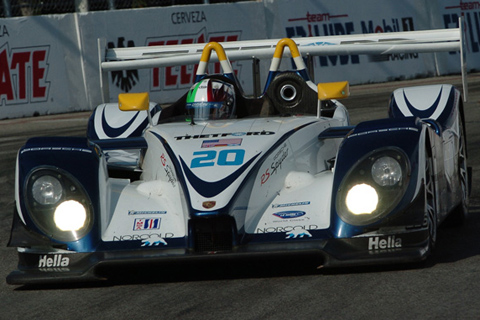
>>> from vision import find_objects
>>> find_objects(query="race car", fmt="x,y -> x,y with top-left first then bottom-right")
7,29 -> 470,284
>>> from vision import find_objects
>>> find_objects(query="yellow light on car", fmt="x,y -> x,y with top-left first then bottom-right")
54,200 -> 87,231
345,183 -> 378,215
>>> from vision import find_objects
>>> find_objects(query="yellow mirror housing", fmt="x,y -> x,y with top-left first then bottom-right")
118,92 -> 150,111
317,81 -> 350,101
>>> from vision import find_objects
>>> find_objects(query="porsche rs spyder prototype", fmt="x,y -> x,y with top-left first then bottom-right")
7,30 -> 470,284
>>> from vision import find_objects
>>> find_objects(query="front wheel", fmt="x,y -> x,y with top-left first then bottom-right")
425,151 -> 437,252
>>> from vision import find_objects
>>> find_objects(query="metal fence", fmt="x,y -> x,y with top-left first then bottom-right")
1,0 -> 244,17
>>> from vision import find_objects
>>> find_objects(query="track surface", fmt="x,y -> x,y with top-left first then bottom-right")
1,75 -> 480,319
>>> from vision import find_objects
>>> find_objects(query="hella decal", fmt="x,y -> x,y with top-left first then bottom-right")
38,254 -> 70,268
273,211 -> 306,219
368,235 -> 402,250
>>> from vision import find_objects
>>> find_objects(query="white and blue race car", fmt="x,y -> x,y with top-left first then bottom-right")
7,29 -> 470,284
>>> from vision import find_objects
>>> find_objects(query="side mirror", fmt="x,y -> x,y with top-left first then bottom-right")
317,81 -> 350,101
118,92 -> 152,127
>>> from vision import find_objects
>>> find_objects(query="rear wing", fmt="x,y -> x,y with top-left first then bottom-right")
98,18 -> 467,102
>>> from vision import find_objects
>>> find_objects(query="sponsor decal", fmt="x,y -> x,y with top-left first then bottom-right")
256,224 -> 318,234
160,153 -> 177,187
261,143 -> 289,185
147,29 -> 240,91
134,218 -> 161,231
128,210 -> 167,215
0,43 -> 50,105
38,254 -> 70,268
368,235 -> 402,250
201,138 -> 242,148
108,38 -> 138,92
272,201 -> 311,209
202,201 -> 216,209
175,131 -> 274,140
273,211 -> 306,219
348,126 -> 419,138
20,147 -> 92,154
113,233 -> 173,246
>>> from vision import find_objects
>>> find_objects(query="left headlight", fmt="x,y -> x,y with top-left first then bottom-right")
25,167 -> 93,242
336,148 -> 410,226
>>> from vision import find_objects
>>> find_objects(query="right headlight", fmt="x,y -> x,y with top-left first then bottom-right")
336,148 -> 410,226
25,167 -> 93,242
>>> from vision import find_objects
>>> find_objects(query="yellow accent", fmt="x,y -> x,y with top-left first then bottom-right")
118,92 -> 150,111
317,81 -> 350,101
200,42 -> 227,63
273,38 -> 301,59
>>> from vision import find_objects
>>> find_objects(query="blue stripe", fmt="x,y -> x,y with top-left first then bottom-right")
180,153 -> 260,198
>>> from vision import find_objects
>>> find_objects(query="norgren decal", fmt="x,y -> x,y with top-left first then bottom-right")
146,29 -> 241,91
0,43 -> 50,105
273,211 -> 306,219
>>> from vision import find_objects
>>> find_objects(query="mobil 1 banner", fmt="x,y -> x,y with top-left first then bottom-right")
78,2 -> 267,106
264,0 -> 443,85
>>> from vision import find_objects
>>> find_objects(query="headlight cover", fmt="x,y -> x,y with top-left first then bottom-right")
25,167 -> 93,242
336,148 -> 410,226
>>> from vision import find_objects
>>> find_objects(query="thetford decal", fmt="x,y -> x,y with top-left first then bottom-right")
286,11 -> 417,66
175,131 -> 275,140
146,28 -> 241,91
108,38 -> 138,92
0,43 -> 50,105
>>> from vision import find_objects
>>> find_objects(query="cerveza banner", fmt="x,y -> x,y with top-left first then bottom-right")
0,0 -> 477,119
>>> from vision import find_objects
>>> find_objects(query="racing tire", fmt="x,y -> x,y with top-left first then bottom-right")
425,150 -> 437,253
265,72 -> 317,115
445,119 -> 469,227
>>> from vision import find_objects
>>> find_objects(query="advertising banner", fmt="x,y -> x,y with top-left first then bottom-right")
438,0 -> 480,72
264,0 -> 453,84
77,2 -> 267,107
0,15 -> 82,119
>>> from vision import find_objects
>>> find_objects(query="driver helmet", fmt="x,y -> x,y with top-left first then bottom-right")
186,79 -> 236,121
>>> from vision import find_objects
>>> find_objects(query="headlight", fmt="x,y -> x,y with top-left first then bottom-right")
25,167 -> 93,242
345,183 -> 378,215
371,156 -> 402,186
32,175 -> 63,205
336,148 -> 410,226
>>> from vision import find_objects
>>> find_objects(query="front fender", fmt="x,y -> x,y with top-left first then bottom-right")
330,117 -> 427,238
13,137 -> 106,252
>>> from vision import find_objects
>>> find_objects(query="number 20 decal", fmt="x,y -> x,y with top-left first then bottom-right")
191,149 -> 245,168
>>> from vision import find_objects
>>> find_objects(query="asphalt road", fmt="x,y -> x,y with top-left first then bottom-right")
1,74 -> 480,320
